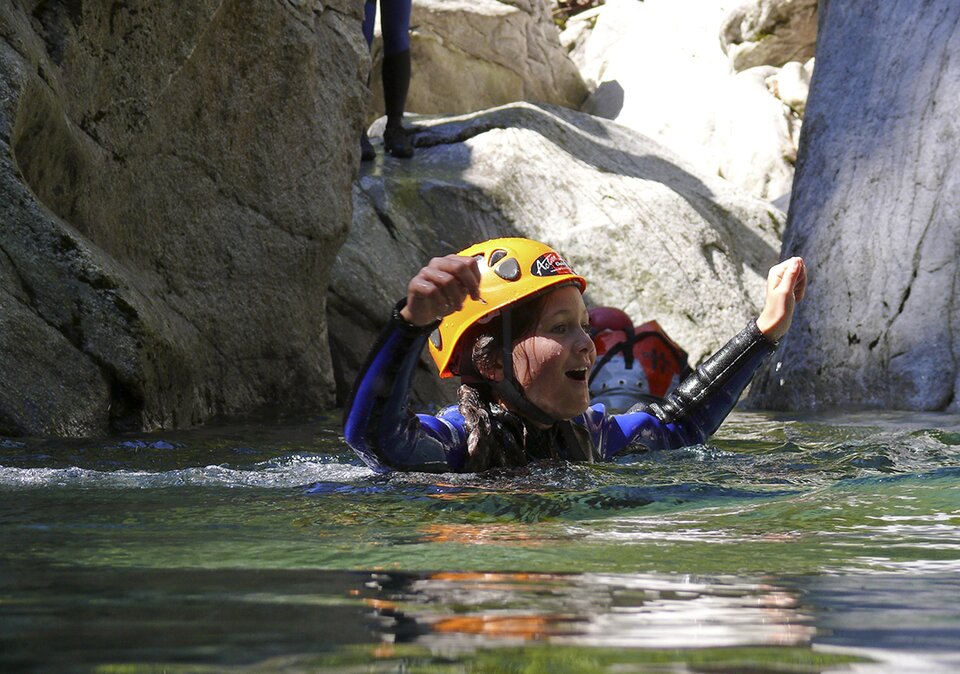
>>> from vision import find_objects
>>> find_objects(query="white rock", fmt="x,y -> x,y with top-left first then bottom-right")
559,5 -> 604,56
767,57 -> 814,115
578,0 -> 738,171
573,0 -> 808,201
714,66 -> 800,200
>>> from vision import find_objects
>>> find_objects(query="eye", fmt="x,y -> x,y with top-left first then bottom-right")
552,323 -> 568,334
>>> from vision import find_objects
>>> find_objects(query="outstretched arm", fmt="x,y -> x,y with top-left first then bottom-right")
600,257 -> 807,456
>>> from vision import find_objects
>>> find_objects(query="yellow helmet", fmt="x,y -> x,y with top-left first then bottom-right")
428,237 -> 587,378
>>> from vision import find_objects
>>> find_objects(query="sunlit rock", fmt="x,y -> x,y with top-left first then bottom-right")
713,66 -> 801,202
767,58 -> 815,116
367,0 -> 587,119
329,103 -> 784,402
572,0 -> 805,202
721,0 -> 819,71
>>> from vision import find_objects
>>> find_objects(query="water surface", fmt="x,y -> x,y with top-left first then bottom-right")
2,411 -> 959,672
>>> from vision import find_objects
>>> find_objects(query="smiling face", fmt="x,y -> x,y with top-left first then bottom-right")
510,285 -> 597,422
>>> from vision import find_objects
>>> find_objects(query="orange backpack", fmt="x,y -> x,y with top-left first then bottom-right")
588,308 -> 692,409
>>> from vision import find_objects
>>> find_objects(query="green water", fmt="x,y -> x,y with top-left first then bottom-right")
2,411 -> 959,672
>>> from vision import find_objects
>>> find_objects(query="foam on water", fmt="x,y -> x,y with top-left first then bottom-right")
0,453 -> 375,490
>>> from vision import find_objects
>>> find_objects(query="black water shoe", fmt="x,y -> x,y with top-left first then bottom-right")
360,130 -> 376,162
384,121 -> 414,158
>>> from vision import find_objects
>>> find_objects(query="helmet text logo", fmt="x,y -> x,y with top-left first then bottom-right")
530,252 -> 574,277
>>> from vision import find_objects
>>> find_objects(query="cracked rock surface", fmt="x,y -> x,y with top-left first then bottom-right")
748,0 -> 960,411
0,0 -> 367,435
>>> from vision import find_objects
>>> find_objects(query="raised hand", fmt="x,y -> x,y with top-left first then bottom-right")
399,255 -> 482,327
756,256 -> 807,342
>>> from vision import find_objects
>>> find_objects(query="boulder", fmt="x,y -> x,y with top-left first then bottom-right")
329,102 -> 784,403
721,0 -> 819,71
0,1 -> 367,436
712,65 -> 801,202
768,57 -> 815,116
576,0 -> 737,166
573,0 -> 802,201
367,0 -> 587,120
558,5 -> 603,57
748,0 -> 960,412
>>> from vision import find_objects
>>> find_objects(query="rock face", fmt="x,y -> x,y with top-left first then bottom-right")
569,0 -> 813,202
367,0 -> 586,119
721,0 -> 819,72
748,0 -> 960,412
0,1 -> 367,436
330,103 -> 784,403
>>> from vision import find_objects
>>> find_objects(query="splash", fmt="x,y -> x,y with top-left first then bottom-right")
0,454 -> 374,490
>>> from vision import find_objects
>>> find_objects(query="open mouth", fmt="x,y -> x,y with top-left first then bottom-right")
565,368 -> 588,381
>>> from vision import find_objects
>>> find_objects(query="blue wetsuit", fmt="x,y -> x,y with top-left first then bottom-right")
363,0 -> 412,55
344,306 -> 776,473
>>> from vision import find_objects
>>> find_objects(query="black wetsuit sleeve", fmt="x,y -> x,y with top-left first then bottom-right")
342,303 -> 465,473
606,320 -> 776,455
649,319 -> 775,436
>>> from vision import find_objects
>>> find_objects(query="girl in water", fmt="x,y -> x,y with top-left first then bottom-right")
344,238 -> 806,472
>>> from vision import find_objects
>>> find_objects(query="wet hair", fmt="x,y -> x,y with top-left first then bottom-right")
457,292 -> 551,471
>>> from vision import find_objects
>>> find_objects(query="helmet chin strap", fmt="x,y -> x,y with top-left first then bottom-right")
491,306 -> 558,428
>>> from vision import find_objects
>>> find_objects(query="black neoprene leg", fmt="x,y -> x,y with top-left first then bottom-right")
382,49 -> 414,158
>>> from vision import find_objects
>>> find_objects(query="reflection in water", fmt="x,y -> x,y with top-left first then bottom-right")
362,571 -> 815,651
3,412 -> 960,671
419,523 -> 545,546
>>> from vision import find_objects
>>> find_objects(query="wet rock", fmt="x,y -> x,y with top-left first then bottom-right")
329,103 -> 784,402
748,0 -> 960,412
0,1 -> 367,436
0,285 -> 110,436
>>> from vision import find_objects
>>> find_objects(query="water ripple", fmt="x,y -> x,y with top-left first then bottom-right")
0,455 -> 373,490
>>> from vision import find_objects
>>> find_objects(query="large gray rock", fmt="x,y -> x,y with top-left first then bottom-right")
721,0 -> 819,71
748,0 -> 960,412
0,1 -> 367,436
368,0 -> 586,119
329,103 -> 784,402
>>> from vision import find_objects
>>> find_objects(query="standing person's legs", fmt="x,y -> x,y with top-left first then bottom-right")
380,0 -> 414,158
362,0 -> 377,46
359,0 -> 377,161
